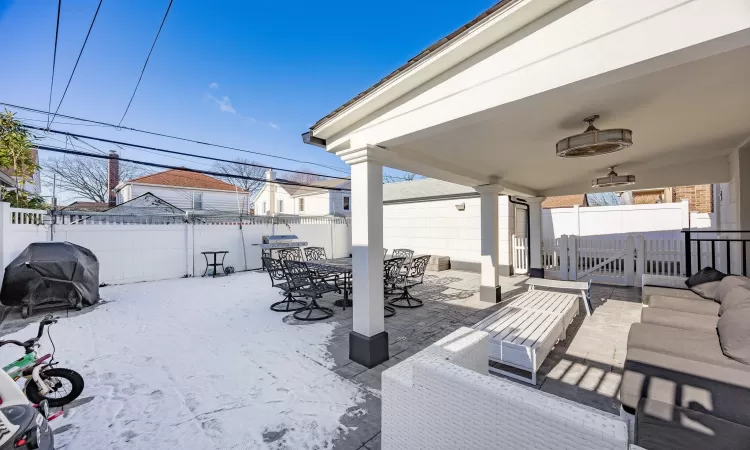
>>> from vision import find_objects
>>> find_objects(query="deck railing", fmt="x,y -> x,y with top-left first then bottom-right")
683,229 -> 750,276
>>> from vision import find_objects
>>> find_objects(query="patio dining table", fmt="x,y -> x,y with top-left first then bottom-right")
305,257 -> 352,308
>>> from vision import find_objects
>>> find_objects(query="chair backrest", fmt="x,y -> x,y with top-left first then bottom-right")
384,257 -> 405,283
278,248 -> 305,261
304,247 -> 327,261
383,248 -> 388,259
282,259 -> 313,289
407,255 -> 430,282
262,257 -> 286,285
392,249 -> 414,262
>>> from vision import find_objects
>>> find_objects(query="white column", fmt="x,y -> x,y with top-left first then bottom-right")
475,185 -> 502,303
497,196 -> 514,277
338,146 -> 387,368
526,197 -> 545,278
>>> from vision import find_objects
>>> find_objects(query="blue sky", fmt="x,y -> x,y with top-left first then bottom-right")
0,0 -> 495,200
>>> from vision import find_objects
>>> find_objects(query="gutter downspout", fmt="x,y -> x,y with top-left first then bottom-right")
508,196 -> 531,273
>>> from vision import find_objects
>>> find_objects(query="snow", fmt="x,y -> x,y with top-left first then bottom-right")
0,272 -> 365,449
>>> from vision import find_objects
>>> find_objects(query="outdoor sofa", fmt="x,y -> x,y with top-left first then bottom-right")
621,273 -> 750,448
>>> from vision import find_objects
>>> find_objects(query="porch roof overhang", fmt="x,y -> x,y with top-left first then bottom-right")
305,0 -> 750,196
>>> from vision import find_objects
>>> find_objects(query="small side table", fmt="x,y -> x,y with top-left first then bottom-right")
202,251 -> 229,278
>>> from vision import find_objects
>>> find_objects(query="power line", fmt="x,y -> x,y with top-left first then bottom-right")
47,0 -> 62,128
35,144 -> 351,192
1,102 -> 349,174
118,0 -> 173,126
48,0 -> 104,128
26,125 -> 350,181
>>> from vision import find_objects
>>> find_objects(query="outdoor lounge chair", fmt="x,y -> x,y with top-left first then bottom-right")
383,257 -> 405,318
389,255 -> 429,308
261,257 -> 307,312
282,259 -> 336,321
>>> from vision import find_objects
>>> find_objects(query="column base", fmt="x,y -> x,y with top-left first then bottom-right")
349,331 -> 389,368
479,285 -> 502,303
529,268 -> 545,278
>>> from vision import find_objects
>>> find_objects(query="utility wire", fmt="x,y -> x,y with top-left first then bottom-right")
26,125 -> 350,180
47,0 -> 62,128
1,102 -> 349,174
48,0 -> 103,128
35,145 -> 351,191
118,0 -> 173,126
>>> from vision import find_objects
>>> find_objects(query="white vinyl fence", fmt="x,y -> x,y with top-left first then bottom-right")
0,204 -> 351,286
519,233 -> 714,286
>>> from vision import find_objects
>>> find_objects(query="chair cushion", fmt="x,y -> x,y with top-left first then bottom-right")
621,347 -> 750,426
648,295 -> 720,316
685,267 -> 726,288
717,302 -> 750,365
719,285 -> 750,316
718,276 -> 750,303
642,286 -> 703,306
689,281 -> 721,301
641,307 -> 718,333
627,323 -> 737,368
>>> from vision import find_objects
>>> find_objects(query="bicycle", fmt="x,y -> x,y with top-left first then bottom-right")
1,315 -> 84,408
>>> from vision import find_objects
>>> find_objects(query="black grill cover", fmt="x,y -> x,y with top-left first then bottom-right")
0,242 -> 100,308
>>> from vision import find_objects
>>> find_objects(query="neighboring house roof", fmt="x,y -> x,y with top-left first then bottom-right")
311,0 -> 520,130
383,178 -> 475,202
0,169 -> 14,187
108,192 -> 185,215
281,178 -> 351,196
541,194 -> 588,209
60,201 -> 110,212
123,169 -> 243,192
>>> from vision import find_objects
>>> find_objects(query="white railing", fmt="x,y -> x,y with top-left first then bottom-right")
541,237 -> 565,280
511,235 -> 528,274
643,238 -> 684,278
10,208 -> 45,225
575,237 -> 628,284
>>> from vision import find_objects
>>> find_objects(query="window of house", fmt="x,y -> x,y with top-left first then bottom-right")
299,198 -> 305,212
193,192 -> 203,210
278,200 -> 283,213
343,196 -> 350,211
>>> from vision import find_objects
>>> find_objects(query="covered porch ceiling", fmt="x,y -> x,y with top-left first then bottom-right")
307,0 -> 750,197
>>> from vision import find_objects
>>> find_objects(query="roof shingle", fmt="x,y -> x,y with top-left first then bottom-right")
127,169 -> 242,192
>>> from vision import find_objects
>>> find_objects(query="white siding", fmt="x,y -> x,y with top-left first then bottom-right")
122,184 -> 251,213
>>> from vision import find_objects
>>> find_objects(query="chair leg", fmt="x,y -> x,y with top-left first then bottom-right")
388,286 -> 423,308
271,292 -> 307,312
384,304 -> 396,317
293,297 -> 334,321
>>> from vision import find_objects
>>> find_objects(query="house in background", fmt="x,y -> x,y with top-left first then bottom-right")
253,169 -> 351,217
115,169 -> 251,214
0,149 -> 41,195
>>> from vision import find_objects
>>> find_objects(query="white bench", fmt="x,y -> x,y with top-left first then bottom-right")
472,290 -> 579,384
526,277 -> 593,316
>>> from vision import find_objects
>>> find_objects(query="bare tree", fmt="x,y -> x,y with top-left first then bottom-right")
586,192 -> 622,206
42,155 -> 149,203
383,172 -> 423,183
212,158 -> 267,195
282,166 -> 326,185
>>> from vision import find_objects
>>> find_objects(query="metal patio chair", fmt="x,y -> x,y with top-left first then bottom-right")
278,248 -> 305,262
383,257 -> 405,318
282,259 -> 336,321
262,257 -> 307,312
383,248 -> 388,259
389,255 -> 430,308
303,247 -> 342,292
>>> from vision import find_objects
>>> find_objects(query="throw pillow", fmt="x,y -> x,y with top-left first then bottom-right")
690,281 -> 721,301
717,303 -> 750,365
719,285 -> 750,316
685,267 -> 726,288
718,275 -> 750,303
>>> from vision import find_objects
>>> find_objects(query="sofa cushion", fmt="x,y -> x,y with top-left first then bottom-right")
689,281 -> 721,301
685,267 -> 726,288
717,303 -> 750,365
719,285 -> 750,316
648,295 -> 720,316
641,307 -> 718,333
627,323 -> 736,368
718,275 -> 750,303
642,286 -> 704,306
621,348 -> 750,426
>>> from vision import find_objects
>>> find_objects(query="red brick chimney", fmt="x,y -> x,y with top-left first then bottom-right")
108,150 -> 120,207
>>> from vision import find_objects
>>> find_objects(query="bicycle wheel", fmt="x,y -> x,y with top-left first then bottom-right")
26,368 -> 84,408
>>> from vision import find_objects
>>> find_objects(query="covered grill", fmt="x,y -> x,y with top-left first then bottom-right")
259,235 -> 308,259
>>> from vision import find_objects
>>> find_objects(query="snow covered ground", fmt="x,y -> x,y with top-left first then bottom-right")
0,272 -> 365,449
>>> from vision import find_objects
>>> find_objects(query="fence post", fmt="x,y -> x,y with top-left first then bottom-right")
625,235 -> 635,286
185,219 -> 195,277
683,230 -> 692,276
567,235 -> 577,281
0,203 -> 9,286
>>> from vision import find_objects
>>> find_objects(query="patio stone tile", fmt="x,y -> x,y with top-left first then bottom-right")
388,337 -> 419,358
327,343 -> 353,369
362,431 -> 381,450
333,393 -> 382,450
352,365 -> 388,391
334,362 -> 369,380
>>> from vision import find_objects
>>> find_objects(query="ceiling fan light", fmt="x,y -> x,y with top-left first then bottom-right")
557,115 -> 633,158
592,167 -> 636,188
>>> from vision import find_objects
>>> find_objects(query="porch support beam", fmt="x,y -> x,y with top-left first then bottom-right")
525,197 -> 545,278
475,184 -> 503,303
338,145 -> 388,368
